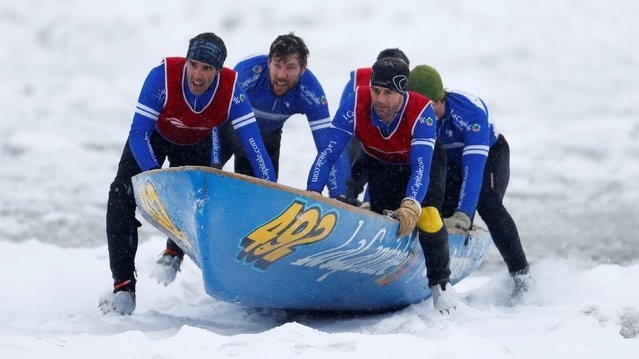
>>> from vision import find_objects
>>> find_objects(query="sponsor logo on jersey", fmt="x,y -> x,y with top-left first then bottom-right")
233,93 -> 247,104
299,84 -> 324,106
166,118 -> 209,131
417,115 -> 434,126
450,109 -> 471,130
425,116 -> 434,126
252,64 -> 263,74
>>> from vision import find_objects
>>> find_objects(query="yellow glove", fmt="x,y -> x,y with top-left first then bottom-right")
443,211 -> 471,230
393,199 -> 421,237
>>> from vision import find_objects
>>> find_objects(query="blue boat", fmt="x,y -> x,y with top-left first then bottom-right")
132,166 -> 491,312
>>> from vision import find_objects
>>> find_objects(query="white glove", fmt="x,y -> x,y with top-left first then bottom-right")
443,211 -> 471,230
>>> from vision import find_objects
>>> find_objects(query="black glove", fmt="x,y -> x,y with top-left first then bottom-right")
336,194 -> 360,206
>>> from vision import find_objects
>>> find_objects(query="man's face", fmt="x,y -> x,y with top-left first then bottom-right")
268,54 -> 305,96
432,99 -> 445,119
185,59 -> 217,95
370,86 -> 404,123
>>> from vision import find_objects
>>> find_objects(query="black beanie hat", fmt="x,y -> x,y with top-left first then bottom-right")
186,32 -> 227,70
376,48 -> 409,67
371,57 -> 409,94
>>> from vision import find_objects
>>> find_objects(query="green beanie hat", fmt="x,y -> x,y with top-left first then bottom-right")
407,64 -> 445,101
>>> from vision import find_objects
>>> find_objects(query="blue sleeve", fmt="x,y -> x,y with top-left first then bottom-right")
128,63 -> 166,171
331,93 -> 356,134
306,128 -> 351,193
338,71 -> 355,105
328,71 -> 357,196
211,126 -> 221,167
228,81 -> 277,182
404,104 -> 437,203
303,71 -> 349,197
456,123 -> 490,216
306,99 -> 355,193
232,55 -> 262,91
311,128 -> 349,197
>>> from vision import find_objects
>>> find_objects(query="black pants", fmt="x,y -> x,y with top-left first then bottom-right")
106,132 -> 212,286
441,134 -> 529,275
362,142 -> 452,287
217,121 -> 282,177
167,123 -> 283,257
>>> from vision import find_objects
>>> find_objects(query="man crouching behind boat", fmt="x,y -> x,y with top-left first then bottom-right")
99,32 -> 277,316
306,57 -> 458,314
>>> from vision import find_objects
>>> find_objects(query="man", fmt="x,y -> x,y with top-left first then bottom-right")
407,64 -> 531,297
99,32 -> 277,315
214,32 -> 349,195
154,32 -> 350,288
306,57 -> 459,314
338,48 -> 410,105
337,48 -> 410,208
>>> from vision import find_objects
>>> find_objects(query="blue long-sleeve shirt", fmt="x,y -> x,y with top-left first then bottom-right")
128,60 -> 276,181
230,54 -> 350,196
438,90 -> 497,216
338,69 -> 358,104
307,90 -> 437,204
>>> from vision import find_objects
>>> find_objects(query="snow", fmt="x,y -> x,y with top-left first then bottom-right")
1,0 -> 639,358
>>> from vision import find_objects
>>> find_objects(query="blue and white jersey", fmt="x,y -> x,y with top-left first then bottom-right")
338,70 -> 356,105
307,89 -> 437,204
234,54 -> 331,134
338,67 -> 373,105
233,54 -> 349,196
438,90 -> 498,216
128,60 -> 276,181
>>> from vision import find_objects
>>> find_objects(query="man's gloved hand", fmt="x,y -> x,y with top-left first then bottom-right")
443,211 -> 471,230
391,199 -> 421,237
336,194 -> 360,206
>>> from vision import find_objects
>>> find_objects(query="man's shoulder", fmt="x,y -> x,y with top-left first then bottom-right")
234,54 -> 268,90
139,61 -> 167,97
234,54 -> 268,71
299,67 -> 323,86
296,71 -> 328,110
147,61 -> 166,77
447,90 -> 485,109
448,90 -> 488,118
407,91 -> 430,105
298,69 -> 327,97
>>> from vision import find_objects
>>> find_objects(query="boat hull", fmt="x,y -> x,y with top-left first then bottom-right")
132,166 -> 491,312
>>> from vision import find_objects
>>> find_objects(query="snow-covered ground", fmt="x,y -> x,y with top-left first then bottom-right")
1,0 -> 638,358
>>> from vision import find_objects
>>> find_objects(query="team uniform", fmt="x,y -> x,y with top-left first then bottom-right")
339,68 -> 447,208
438,90 -> 528,275
339,68 -> 373,103
107,57 -> 276,289
214,54 -> 349,197
338,68 -> 374,164
307,87 -> 452,288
